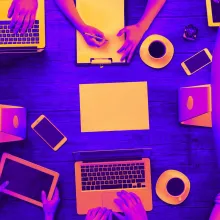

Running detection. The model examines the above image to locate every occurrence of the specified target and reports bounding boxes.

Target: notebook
[76,0,125,64]
[79,82,150,132]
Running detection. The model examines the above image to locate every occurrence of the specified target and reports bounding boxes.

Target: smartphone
[181,48,212,75]
[31,115,67,151]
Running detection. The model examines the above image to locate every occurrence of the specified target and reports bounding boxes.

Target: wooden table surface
[0,0,219,219]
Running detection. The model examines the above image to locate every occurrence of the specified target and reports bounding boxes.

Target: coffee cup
[148,40,166,59]
[166,177,185,197]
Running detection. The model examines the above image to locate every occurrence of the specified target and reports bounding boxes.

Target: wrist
[136,21,149,34]
[75,22,87,34]
[68,16,86,33]
[45,212,54,220]
[45,216,54,220]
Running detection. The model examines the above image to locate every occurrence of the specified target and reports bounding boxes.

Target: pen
[84,32,108,41]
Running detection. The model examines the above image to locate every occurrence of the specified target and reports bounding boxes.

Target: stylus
[84,33,108,41]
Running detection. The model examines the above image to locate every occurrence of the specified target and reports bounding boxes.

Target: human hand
[215,193,220,204]
[41,187,60,220]
[114,190,148,220]
[117,24,146,63]
[0,181,9,192]
[209,193,220,220]
[8,0,38,34]
[85,207,112,220]
[80,25,107,48]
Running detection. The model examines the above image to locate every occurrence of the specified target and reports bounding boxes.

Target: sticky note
[79,82,150,132]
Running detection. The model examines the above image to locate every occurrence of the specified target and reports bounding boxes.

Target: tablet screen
[0,158,54,202]
[211,0,220,22]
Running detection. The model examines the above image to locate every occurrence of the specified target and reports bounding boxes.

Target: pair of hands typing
[86,190,148,220]
[0,182,147,220]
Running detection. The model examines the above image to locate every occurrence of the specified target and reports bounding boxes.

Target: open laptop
[73,148,153,214]
[0,0,45,53]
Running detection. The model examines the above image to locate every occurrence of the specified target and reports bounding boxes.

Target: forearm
[212,28,220,163]
[138,0,166,31]
[44,210,56,220]
[209,205,220,220]
[54,0,85,32]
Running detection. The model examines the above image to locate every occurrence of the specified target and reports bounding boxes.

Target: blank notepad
[76,0,125,64]
[79,82,150,132]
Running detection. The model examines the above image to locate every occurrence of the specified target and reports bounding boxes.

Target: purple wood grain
[0,0,218,219]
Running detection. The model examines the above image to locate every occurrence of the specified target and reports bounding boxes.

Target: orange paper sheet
[79,82,149,132]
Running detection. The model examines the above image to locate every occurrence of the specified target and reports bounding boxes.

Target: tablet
[206,0,220,26]
[0,153,59,207]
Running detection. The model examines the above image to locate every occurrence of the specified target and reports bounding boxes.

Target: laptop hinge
[73,149,151,163]
[90,58,112,64]
[81,157,142,163]
[0,47,38,53]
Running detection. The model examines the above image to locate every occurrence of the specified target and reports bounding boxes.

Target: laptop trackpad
[102,192,120,212]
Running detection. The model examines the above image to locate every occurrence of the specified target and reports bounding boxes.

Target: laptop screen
[73,148,151,162]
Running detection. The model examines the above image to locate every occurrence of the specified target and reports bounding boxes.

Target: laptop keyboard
[81,162,146,191]
[0,20,40,45]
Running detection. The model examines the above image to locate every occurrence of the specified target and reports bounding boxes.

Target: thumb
[0,181,9,192]
[41,191,47,203]
[113,212,125,220]
[108,211,113,220]
[117,27,127,36]
[8,1,15,18]
[53,187,59,200]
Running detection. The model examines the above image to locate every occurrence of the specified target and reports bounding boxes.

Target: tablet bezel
[0,153,59,207]
[206,0,220,27]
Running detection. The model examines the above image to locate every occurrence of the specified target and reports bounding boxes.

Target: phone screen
[34,117,64,149]
[211,0,220,22]
[184,50,211,73]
